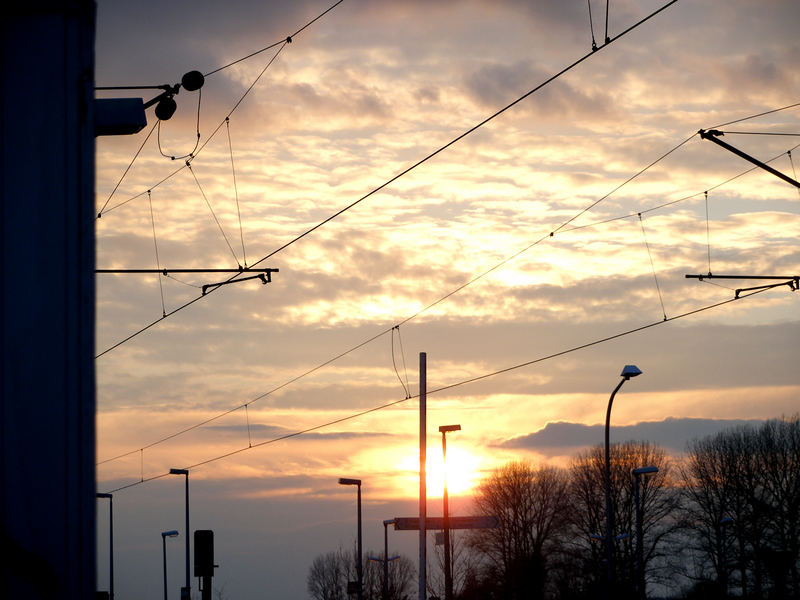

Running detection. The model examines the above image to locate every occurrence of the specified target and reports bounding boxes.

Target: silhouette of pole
[419,352,427,600]
[633,466,658,599]
[169,469,190,599]
[383,519,396,600]
[97,493,114,600]
[161,530,179,600]
[604,365,642,598]
[339,478,363,600]
[439,424,461,600]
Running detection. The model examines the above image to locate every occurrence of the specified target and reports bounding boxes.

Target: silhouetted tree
[567,441,677,599]
[308,547,350,600]
[364,552,416,600]
[308,546,416,600]
[467,460,572,599]
[679,416,800,599]
[427,529,479,600]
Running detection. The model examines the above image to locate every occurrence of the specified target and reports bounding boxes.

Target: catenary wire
[203,0,343,77]
[97,3,338,217]
[157,89,202,160]
[718,131,800,137]
[147,190,167,317]
[97,121,158,217]
[638,213,667,321]
[96,0,681,357]
[101,286,774,493]
[226,118,248,266]
[187,163,242,266]
[97,133,800,463]
[711,101,800,129]
[560,142,800,234]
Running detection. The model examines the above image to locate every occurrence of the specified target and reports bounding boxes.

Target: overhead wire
[711,101,800,129]
[226,117,248,267]
[96,0,682,357]
[157,88,202,160]
[97,1,341,218]
[638,213,667,321]
[97,121,158,217]
[97,126,800,465]
[147,190,167,317]
[187,162,242,266]
[100,285,776,494]
[202,0,343,77]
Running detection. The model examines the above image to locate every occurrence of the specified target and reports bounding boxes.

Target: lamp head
[161,530,179,538]
[439,424,461,433]
[620,364,642,379]
[383,518,396,526]
[338,477,361,486]
[169,468,189,475]
[96,492,112,499]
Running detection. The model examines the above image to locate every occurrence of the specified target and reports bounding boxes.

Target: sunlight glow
[397,445,482,498]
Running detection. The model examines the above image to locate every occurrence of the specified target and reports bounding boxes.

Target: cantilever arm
[698,129,800,188]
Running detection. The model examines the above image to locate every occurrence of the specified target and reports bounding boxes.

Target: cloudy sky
[93,0,799,598]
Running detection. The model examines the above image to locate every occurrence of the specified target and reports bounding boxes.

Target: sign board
[393,515,499,531]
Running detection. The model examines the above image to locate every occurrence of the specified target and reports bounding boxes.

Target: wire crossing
[100,286,776,494]
[96,0,682,358]
[96,132,800,465]
[97,2,341,218]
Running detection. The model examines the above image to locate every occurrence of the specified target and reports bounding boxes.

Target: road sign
[392,515,498,531]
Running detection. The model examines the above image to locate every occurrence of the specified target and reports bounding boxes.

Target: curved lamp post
[169,468,190,600]
[633,465,658,599]
[604,365,642,597]
[161,530,179,600]
[339,477,363,600]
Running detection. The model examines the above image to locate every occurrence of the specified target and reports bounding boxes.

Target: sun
[396,446,482,498]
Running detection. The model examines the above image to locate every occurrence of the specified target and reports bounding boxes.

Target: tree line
[308,416,799,600]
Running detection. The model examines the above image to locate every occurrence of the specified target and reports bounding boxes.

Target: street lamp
[169,468,190,600]
[382,519,396,600]
[720,516,733,596]
[96,493,114,600]
[604,365,642,597]
[633,465,658,599]
[161,530,179,600]
[339,477,363,600]
[439,424,461,600]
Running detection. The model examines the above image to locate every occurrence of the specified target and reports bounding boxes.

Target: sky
[93,0,799,598]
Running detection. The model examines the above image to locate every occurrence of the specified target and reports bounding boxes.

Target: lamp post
[383,519,396,600]
[604,365,642,598]
[96,493,114,600]
[720,516,733,597]
[161,530,179,600]
[633,465,658,599]
[439,424,461,600]
[169,468,190,600]
[339,477,363,600]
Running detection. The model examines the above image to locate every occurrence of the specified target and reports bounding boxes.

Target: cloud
[497,416,771,455]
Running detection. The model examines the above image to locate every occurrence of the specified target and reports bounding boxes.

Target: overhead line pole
[419,352,427,600]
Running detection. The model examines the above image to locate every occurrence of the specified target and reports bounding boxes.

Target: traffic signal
[194,530,214,578]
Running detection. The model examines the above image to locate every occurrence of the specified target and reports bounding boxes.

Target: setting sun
[397,445,483,498]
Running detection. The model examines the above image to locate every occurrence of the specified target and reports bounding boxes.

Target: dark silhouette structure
[1,3,96,598]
